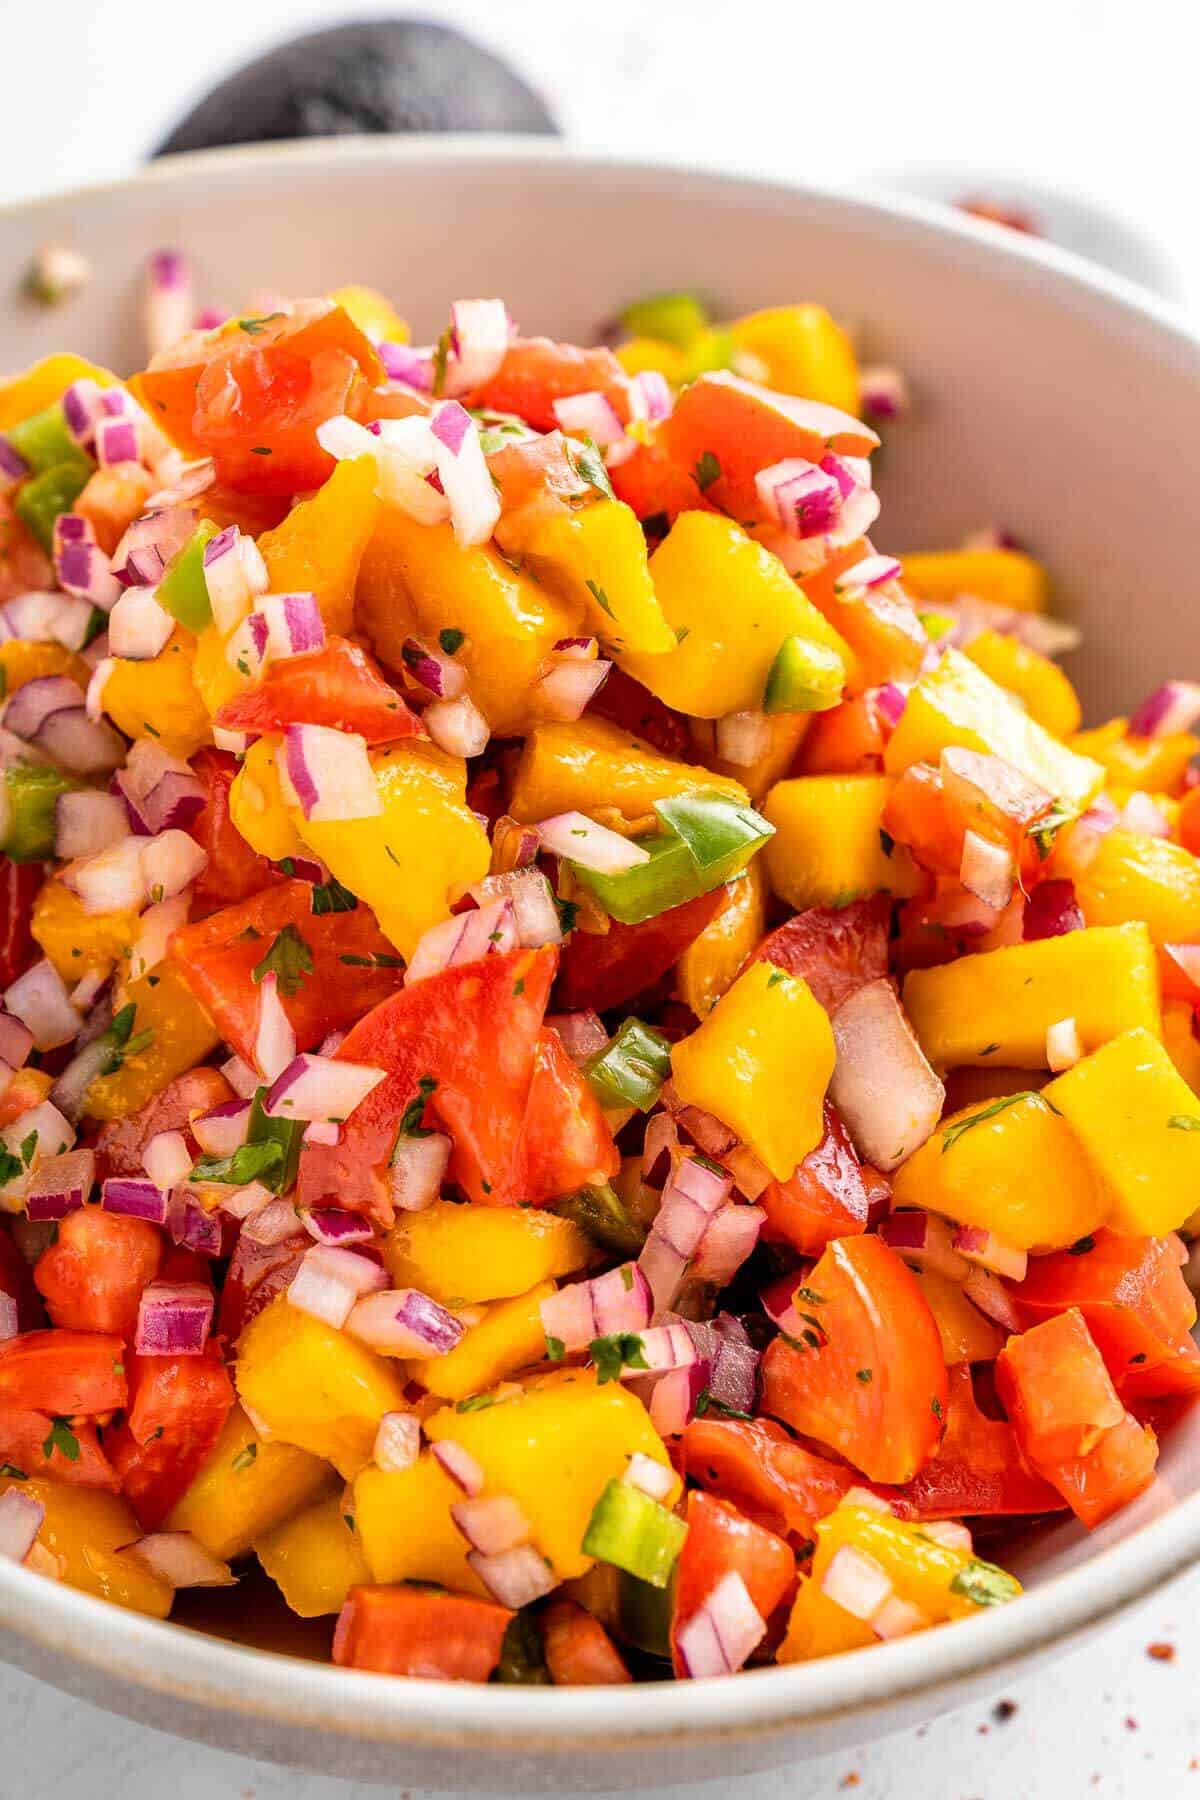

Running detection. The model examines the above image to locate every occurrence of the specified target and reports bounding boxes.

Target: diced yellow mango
[384,1203,591,1307]
[16,1478,173,1618]
[671,959,835,1179]
[327,284,409,344]
[1071,719,1199,794]
[85,963,220,1121]
[31,879,140,981]
[911,1268,1005,1364]
[763,774,921,908]
[885,650,1103,810]
[963,629,1082,739]
[705,713,811,804]
[903,923,1161,1071]
[191,622,247,719]
[255,1494,371,1618]
[900,550,1049,614]
[354,1454,488,1596]
[356,510,581,736]
[291,740,490,960]
[424,1369,677,1580]
[1072,828,1200,943]
[1045,1027,1200,1235]
[892,1092,1105,1250]
[778,1573,875,1661]
[620,513,856,718]
[677,860,767,1018]
[504,498,675,655]
[235,1296,407,1479]
[813,1503,1019,1622]
[0,640,91,698]
[0,355,121,430]
[615,338,688,382]
[101,629,212,758]
[413,1282,556,1401]
[166,1404,334,1561]
[258,457,379,636]
[510,716,746,827]
[1163,999,1200,1095]
[228,735,308,863]
[729,305,860,414]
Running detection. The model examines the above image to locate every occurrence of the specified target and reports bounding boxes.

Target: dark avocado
[155,20,558,155]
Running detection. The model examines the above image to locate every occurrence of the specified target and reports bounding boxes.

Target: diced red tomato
[587,664,695,761]
[106,1347,233,1529]
[1014,1232,1200,1403]
[747,894,890,1014]
[801,544,926,690]
[1158,944,1200,1007]
[882,764,964,879]
[0,861,43,990]
[541,1599,632,1685]
[671,1489,795,1677]
[214,637,424,745]
[333,1586,513,1681]
[557,888,725,1014]
[795,696,888,775]
[761,1235,948,1484]
[609,433,717,531]
[996,1310,1159,1529]
[1178,788,1200,857]
[898,1363,1064,1519]
[489,429,598,521]
[680,1415,857,1542]
[296,946,557,1223]
[189,748,283,908]
[0,1329,127,1416]
[171,880,406,1068]
[760,1102,872,1256]
[470,338,631,433]
[93,1067,234,1182]
[34,1209,162,1337]
[0,1221,44,1333]
[0,1407,118,1489]
[515,1029,617,1206]
[661,373,877,526]
[217,1225,307,1344]
[0,495,53,602]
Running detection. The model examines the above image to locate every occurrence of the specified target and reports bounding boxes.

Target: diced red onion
[401,637,468,701]
[94,416,142,469]
[1129,681,1200,739]
[725,1143,771,1202]
[470,868,562,949]
[346,1286,464,1356]
[0,437,29,493]
[535,811,650,875]
[288,1244,387,1329]
[623,1451,675,1501]
[676,1570,766,1678]
[265,1053,385,1124]
[673,1103,738,1161]
[142,1130,193,1193]
[85,659,115,723]
[446,298,512,391]
[218,1181,273,1223]
[404,898,517,985]
[714,711,772,768]
[378,343,435,390]
[4,675,85,743]
[690,1203,765,1287]
[428,401,500,546]
[389,1132,451,1212]
[24,1149,93,1222]
[962,1265,1021,1331]
[190,1100,252,1160]
[468,1542,557,1608]
[641,1111,680,1191]
[640,1360,709,1438]
[118,738,206,836]
[125,1531,235,1589]
[0,1294,17,1344]
[55,790,128,861]
[959,830,1015,911]
[373,1410,421,1474]
[246,592,327,666]
[860,365,910,422]
[539,1262,652,1353]
[830,980,944,1171]
[144,250,194,357]
[55,536,120,611]
[423,694,490,760]
[135,1280,214,1355]
[60,836,145,915]
[111,506,195,589]
[279,724,381,823]
[1046,1016,1083,1072]
[552,391,627,449]
[835,554,903,595]
[1,590,85,650]
[452,1493,530,1556]
[5,961,79,1052]
[872,1594,927,1640]
[220,1054,260,1100]
[0,1013,33,1074]
[253,971,296,1082]
[1119,791,1170,838]
[879,1209,968,1281]
[821,1544,894,1621]
[107,585,175,661]
[300,1206,374,1247]
[202,524,268,635]
[951,1224,1028,1283]
[167,1192,222,1256]
[631,370,672,423]
[432,1439,485,1496]
[546,1011,608,1065]
[638,1155,733,1313]
[1023,879,1084,941]
[129,891,190,984]
[0,1487,45,1563]
[532,657,611,723]
[242,1197,302,1246]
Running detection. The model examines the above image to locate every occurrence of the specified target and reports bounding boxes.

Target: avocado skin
[155,20,558,155]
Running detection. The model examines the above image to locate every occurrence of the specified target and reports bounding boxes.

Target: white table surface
[3,1,1200,1793]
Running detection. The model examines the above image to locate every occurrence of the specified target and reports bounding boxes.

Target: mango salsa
[255,1495,371,1617]
[764,774,922,909]
[384,1203,591,1306]
[511,716,746,826]
[166,1405,334,1561]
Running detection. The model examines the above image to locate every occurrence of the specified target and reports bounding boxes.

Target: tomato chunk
[0,1221,44,1333]
[556,888,725,1013]
[898,1363,1064,1519]
[761,1235,948,1484]
[748,894,890,1014]
[214,638,424,745]
[760,1101,872,1256]
[0,1329,127,1416]
[671,1490,795,1677]
[333,1586,513,1681]
[680,1415,857,1541]
[106,1347,234,1529]
[189,748,283,907]
[0,861,42,989]
[216,1225,307,1344]
[516,1028,617,1206]
[0,495,53,603]
[542,1599,631,1685]
[471,337,631,433]
[35,1210,163,1337]
[94,1067,234,1182]
[0,1407,118,1489]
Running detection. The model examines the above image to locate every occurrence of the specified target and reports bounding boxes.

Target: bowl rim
[3,132,1200,1749]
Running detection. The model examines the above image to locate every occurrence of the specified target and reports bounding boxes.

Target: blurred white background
[3,2,1200,1795]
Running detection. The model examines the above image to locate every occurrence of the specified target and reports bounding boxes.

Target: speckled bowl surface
[2,137,1199,1789]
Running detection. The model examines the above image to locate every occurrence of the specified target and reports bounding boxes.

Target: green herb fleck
[397,1075,437,1139]
[693,450,721,493]
[456,1393,497,1414]
[236,312,284,336]
[544,1335,566,1363]
[694,1390,753,1420]
[570,439,615,501]
[340,951,404,969]
[949,1557,1021,1608]
[431,329,452,398]
[856,1368,874,1384]
[231,1442,258,1473]
[590,1332,648,1385]
[311,875,358,915]
[439,628,465,655]
[252,922,313,998]
[191,1139,284,1188]
[0,1463,27,1480]
[42,1417,80,1463]
[1169,1114,1200,1131]
[18,1131,37,1169]
[1068,1235,1096,1256]
[879,828,895,857]
[941,1092,1044,1152]
[585,579,615,619]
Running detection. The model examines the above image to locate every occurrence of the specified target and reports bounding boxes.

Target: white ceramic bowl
[2,137,1199,1790]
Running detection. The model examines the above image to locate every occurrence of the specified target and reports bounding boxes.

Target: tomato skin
[296,946,557,1223]
[760,1101,872,1256]
[189,748,283,908]
[0,861,43,990]
[93,1067,234,1183]
[470,338,631,433]
[34,1210,163,1337]
[0,1407,118,1489]
[515,1029,617,1206]
[679,1415,857,1541]
[217,1226,307,1344]
[214,638,424,745]
[542,1599,631,1685]
[0,1221,45,1332]
[897,1363,1064,1519]
[556,887,725,1014]
[1046,1412,1160,1529]
[747,894,890,1014]
[172,880,406,1068]
[1015,1232,1200,1403]
[587,664,695,761]
[0,1329,127,1416]
[106,1347,233,1529]
[333,1586,513,1681]
[671,1490,795,1677]
[761,1235,948,1484]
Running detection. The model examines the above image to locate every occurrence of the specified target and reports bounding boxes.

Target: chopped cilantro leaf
[693,450,721,492]
[439,628,465,655]
[42,1417,80,1463]
[589,1332,648,1385]
[252,922,313,998]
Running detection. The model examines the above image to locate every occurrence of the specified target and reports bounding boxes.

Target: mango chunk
[228,735,309,863]
[763,774,921,909]
[258,457,379,636]
[963,629,1082,739]
[413,1282,556,1401]
[1045,1027,1200,1235]
[101,629,212,758]
[1071,719,1199,793]
[19,1477,172,1618]
[505,497,675,655]
[676,857,768,1018]
[85,963,220,1122]
[903,923,1161,1072]
[511,716,746,827]
[354,1454,487,1596]
[384,1203,591,1307]
[0,355,121,430]
[900,550,1049,614]
[32,878,140,982]
[167,1404,334,1561]
[1072,829,1200,944]
[729,305,859,414]
[671,959,835,1178]
[255,1494,371,1618]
